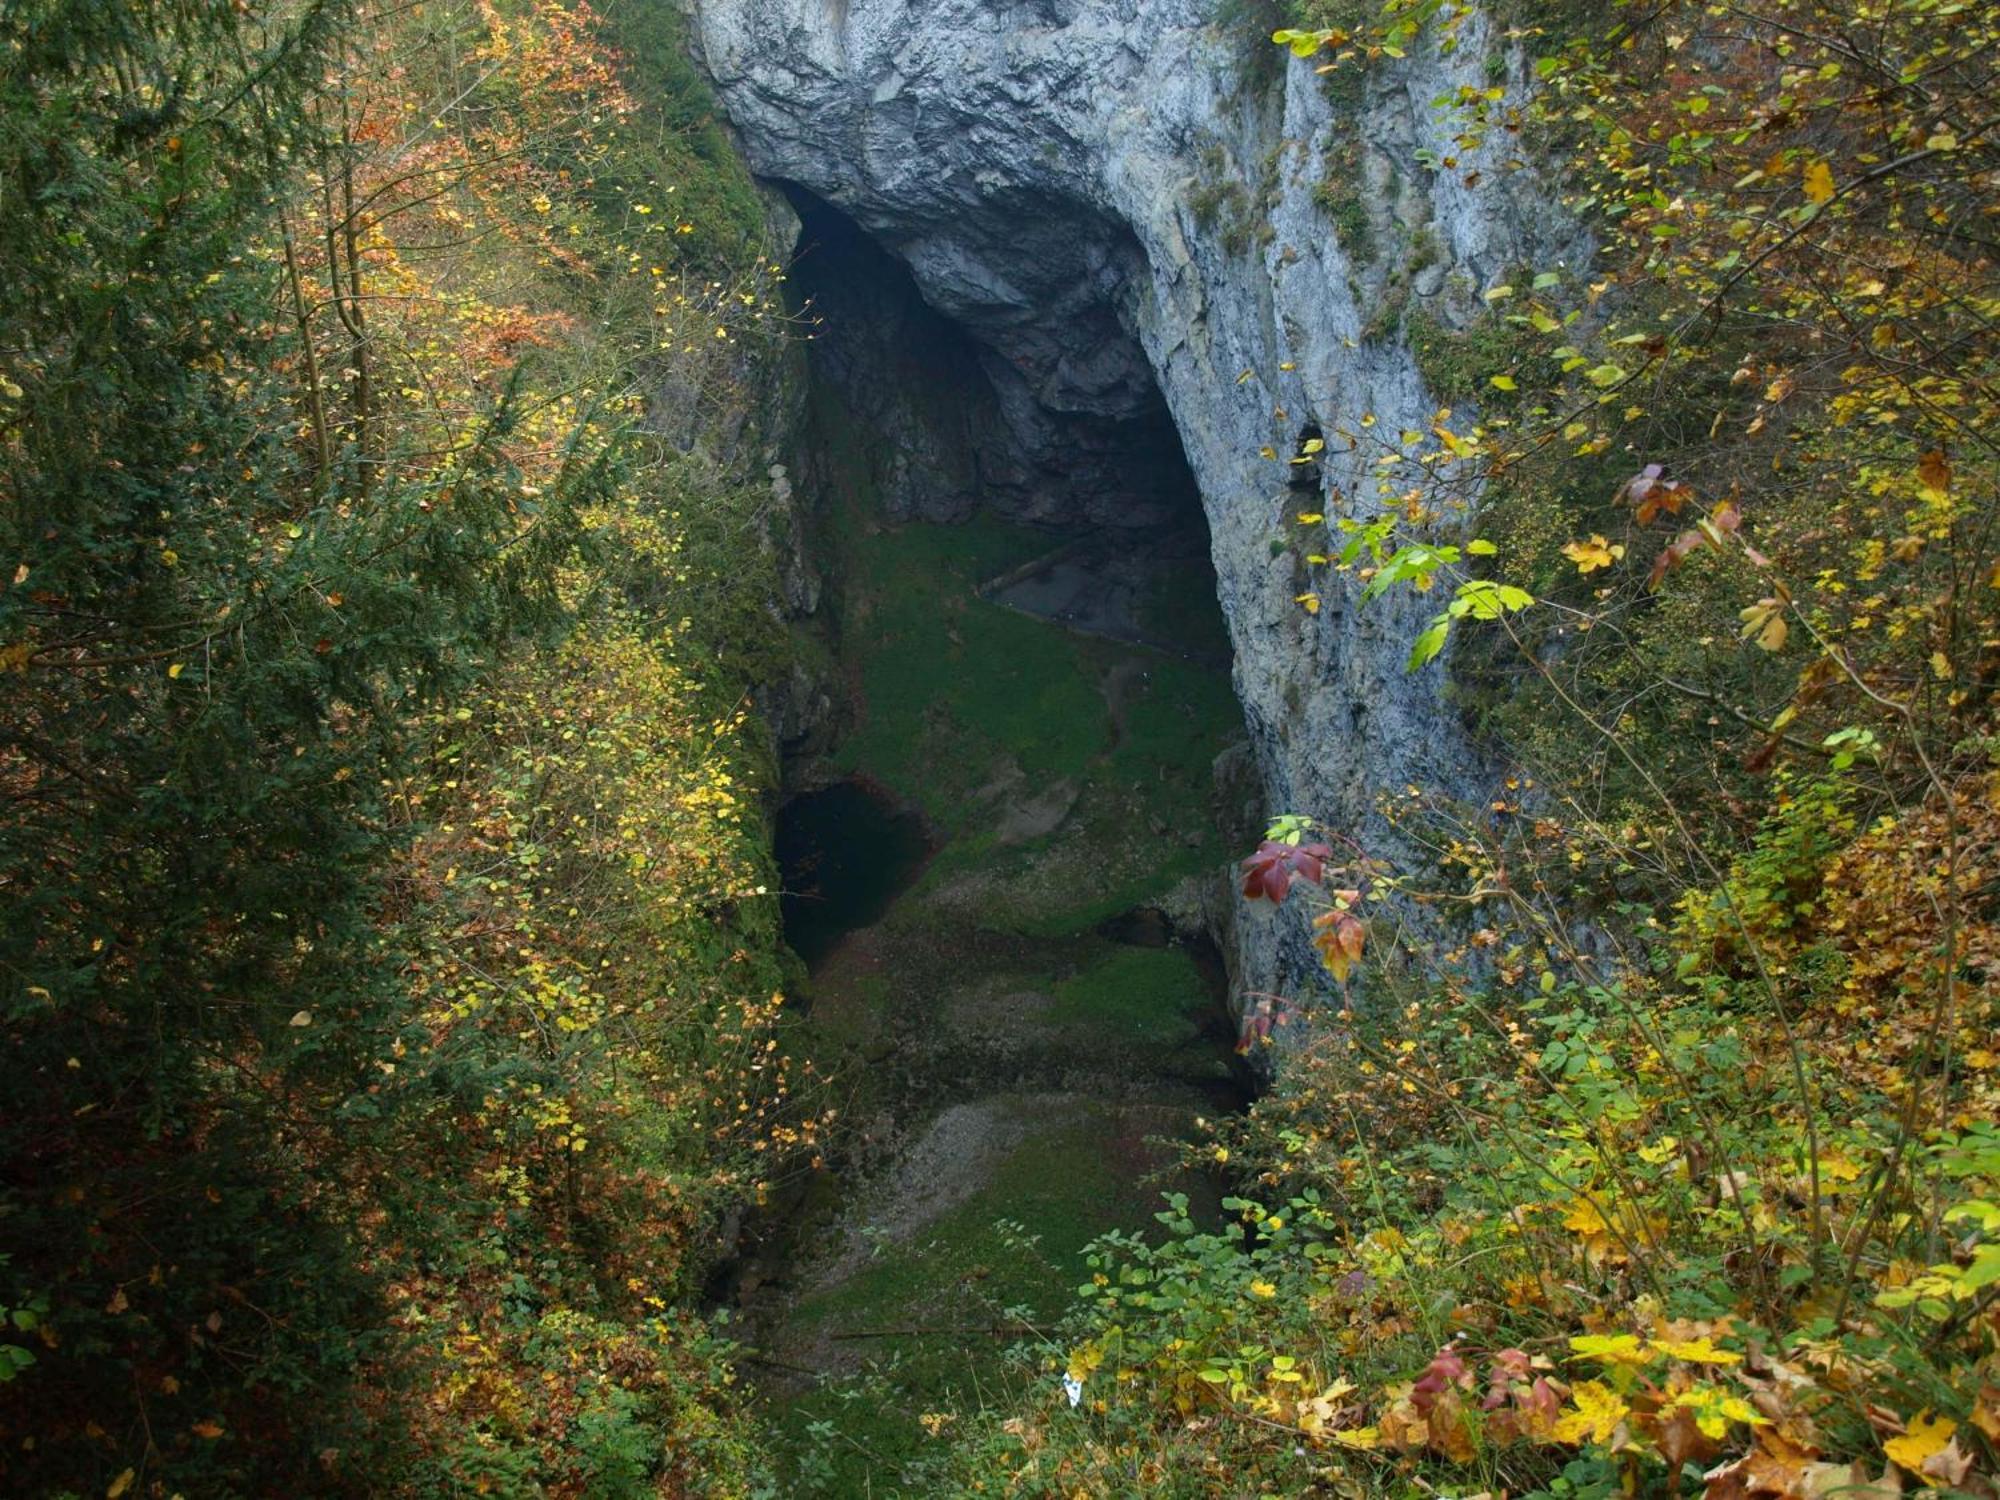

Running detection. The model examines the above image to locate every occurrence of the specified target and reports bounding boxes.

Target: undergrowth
[904,1,2000,1496]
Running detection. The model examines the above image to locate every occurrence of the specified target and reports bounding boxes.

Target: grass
[1134,547,1236,662]
[839,584,1107,803]
[767,1105,1192,1493]
[1050,945,1211,1048]
[816,423,1245,935]
[825,509,1104,817]
[1314,173,1375,266]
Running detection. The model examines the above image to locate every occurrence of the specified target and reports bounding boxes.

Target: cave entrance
[780,184,1228,663]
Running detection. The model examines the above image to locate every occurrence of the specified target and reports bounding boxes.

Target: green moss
[1404,308,1535,405]
[597,0,767,270]
[810,382,1240,882]
[1408,225,1441,275]
[1211,0,1293,91]
[1134,555,1234,662]
[1050,946,1210,1047]
[1189,176,1250,237]
[1313,174,1374,266]
[1188,144,1265,257]
[830,522,1108,815]
[763,382,1244,1490]
[1360,284,1409,344]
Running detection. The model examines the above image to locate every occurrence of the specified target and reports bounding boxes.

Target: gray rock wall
[685,0,1575,1002]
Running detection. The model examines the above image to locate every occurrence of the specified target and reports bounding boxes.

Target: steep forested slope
[3,0,1997,1497]
[0,3,806,1492]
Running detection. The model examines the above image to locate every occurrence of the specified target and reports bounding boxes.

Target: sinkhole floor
[736,510,1252,1494]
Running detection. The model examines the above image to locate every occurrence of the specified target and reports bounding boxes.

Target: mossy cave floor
[736,484,1251,1493]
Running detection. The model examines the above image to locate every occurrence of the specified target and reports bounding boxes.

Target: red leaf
[1239,841,1332,904]
[1621,463,1694,524]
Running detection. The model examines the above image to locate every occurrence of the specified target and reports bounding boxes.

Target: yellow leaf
[1553,1380,1630,1445]
[1248,1279,1277,1299]
[107,1470,135,1500]
[1668,1385,1762,1439]
[1652,1336,1741,1366]
[1569,1333,1650,1366]
[1562,1199,1609,1235]
[1436,426,1476,459]
[1327,1426,1380,1450]
[1561,535,1625,574]
[1885,1412,1955,1482]
[1296,593,1322,615]
[1972,1386,2000,1443]
[1739,599,1788,651]
[167,663,184,679]
[1066,1341,1104,1382]
[1930,651,1951,680]
[1490,374,1517,391]
[1803,159,1835,204]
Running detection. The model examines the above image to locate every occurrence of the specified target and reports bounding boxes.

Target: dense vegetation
[911,1,2000,1495]
[3,0,1995,1496]
[0,1,805,1492]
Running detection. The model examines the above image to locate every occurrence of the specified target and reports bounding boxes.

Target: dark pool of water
[775,779,932,970]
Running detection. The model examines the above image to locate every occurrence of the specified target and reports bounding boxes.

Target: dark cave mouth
[776,181,1208,537]
[774,778,931,972]
[777,182,1229,662]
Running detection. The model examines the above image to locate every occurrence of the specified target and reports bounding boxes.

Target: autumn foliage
[0,1,800,1493]
[916,0,2000,1495]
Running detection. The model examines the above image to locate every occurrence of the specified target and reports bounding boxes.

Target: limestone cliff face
[685,0,1575,999]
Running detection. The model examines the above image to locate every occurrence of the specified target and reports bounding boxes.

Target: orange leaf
[1917,449,1951,502]
[1971,1386,2000,1444]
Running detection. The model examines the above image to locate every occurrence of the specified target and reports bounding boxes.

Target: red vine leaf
[1240,840,1332,904]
